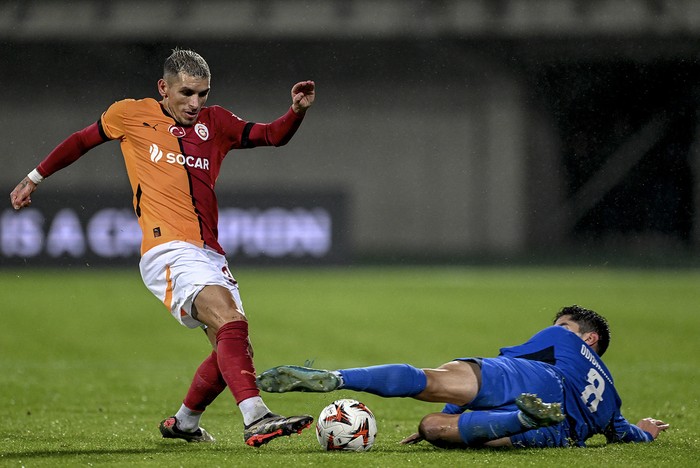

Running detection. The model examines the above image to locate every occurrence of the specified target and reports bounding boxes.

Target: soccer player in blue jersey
[257,305,669,448]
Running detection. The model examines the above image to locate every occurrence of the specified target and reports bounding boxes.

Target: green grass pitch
[1,266,698,466]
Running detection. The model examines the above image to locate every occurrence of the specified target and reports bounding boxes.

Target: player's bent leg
[418,413,467,449]
[421,406,552,449]
[194,286,261,410]
[192,285,247,331]
[183,351,227,412]
[194,286,315,446]
[457,409,542,447]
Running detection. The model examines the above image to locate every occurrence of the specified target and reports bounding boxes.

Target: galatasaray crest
[195,123,209,141]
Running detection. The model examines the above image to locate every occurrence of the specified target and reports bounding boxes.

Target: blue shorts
[457,356,570,447]
[460,356,564,411]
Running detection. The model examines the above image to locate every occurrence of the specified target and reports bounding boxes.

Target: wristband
[27,168,44,184]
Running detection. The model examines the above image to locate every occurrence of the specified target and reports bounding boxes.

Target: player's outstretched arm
[10,176,37,210]
[245,82,316,147]
[399,432,423,444]
[10,122,107,210]
[606,414,669,443]
[635,418,670,440]
[291,80,315,114]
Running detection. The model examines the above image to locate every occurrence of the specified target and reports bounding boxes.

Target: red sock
[215,321,260,404]
[183,351,227,412]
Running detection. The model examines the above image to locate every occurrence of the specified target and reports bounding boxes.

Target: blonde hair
[163,48,210,81]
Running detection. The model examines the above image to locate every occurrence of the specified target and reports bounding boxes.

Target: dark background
[2,0,700,267]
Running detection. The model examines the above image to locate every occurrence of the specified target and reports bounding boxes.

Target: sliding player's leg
[257,359,481,405]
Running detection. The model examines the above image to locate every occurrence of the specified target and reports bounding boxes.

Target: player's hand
[291,80,315,114]
[399,432,424,445]
[9,177,37,210]
[636,418,670,439]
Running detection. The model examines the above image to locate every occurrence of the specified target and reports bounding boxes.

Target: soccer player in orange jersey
[10,48,316,447]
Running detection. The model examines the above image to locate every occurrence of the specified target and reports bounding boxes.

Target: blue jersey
[499,326,650,445]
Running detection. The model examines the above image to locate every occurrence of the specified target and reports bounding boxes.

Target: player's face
[158,72,210,126]
[555,314,600,351]
[554,315,582,335]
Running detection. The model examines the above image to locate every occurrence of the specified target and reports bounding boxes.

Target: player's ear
[157,78,168,98]
[583,331,600,351]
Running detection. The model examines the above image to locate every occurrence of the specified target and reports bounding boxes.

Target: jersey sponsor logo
[168,125,186,138]
[149,143,163,163]
[148,143,210,170]
[195,123,209,141]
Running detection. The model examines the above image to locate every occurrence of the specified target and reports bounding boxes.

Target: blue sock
[457,410,528,446]
[338,364,427,397]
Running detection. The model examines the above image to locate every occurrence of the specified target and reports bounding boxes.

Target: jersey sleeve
[604,414,654,443]
[100,99,136,140]
[36,121,108,178]
[212,105,305,150]
[247,107,304,147]
[207,106,249,150]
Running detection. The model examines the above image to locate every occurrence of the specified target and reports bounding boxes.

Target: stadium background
[2,2,699,465]
[2,0,700,267]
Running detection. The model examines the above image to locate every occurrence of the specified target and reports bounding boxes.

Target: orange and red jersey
[36,98,304,256]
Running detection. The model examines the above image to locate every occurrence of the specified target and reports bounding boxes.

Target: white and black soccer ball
[316,399,377,451]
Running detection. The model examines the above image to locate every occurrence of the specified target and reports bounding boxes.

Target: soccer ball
[316,399,377,451]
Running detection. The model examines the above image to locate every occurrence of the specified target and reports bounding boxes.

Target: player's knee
[194,285,246,326]
[418,414,460,449]
[418,414,441,442]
